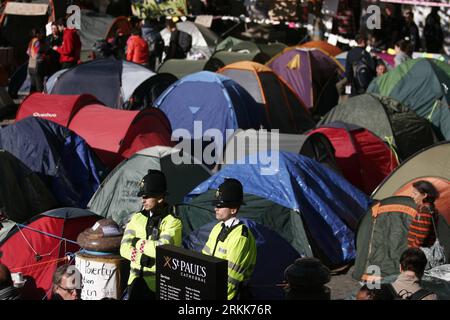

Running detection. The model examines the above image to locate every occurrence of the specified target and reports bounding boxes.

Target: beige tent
[372,142,450,200]
[222,129,340,174]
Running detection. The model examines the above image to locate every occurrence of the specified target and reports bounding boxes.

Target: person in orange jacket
[126,27,149,65]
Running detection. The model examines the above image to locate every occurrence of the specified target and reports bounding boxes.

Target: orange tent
[299,40,342,57]
[218,61,315,134]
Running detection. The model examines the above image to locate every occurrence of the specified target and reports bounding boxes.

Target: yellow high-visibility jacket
[202,222,257,300]
[120,209,182,292]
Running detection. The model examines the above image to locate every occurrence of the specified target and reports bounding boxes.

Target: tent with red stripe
[16,93,100,127]
[67,104,173,168]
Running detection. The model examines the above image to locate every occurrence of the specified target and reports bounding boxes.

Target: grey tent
[222,129,340,174]
[160,21,220,59]
[318,93,437,161]
[372,142,450,200]
[157,59,206,79]
[0,149,58,223]
[87,146,211,226]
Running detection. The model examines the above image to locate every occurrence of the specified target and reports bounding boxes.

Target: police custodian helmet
[212,178,245,208]
[137,169,167,197]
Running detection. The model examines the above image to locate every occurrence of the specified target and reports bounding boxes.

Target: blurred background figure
[284,257,331,300]
[423,7,444,54]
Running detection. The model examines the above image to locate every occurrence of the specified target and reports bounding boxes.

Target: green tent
[318,93,437,161]
[215,36,260,53]
[367,58,450,140]
[0,149,58,223]
[353,196,416,281]
[204,50,268,72]
[179,191,313,257]
[215,37,287,61]
[87,146,211,226]
[368,142,450,277]
[157,59,206,79]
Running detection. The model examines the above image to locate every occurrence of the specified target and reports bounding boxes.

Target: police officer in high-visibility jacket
[202,178,257,300]
[120,169,182,298]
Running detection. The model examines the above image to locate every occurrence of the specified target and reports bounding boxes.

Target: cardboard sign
[195,15,213,28]
[156,245,227,300]
[4,2,49,16]
[75,254,124,300]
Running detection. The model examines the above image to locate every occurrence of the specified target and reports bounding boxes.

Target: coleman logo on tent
[33,112,57,118]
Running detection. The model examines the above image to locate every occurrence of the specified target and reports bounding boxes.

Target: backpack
[176,30,192,54]
[352,51,373,93]
[382,283,434,300]
[145,33,164,58]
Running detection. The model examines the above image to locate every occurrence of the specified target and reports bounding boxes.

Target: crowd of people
[2,3,447,302]
[25,15,193,95]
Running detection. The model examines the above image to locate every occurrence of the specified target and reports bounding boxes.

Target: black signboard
[156,244,227,300]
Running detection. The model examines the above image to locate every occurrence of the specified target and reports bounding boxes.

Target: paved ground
[328,266,360,300]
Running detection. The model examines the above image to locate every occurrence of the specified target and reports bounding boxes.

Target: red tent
[0,208,100,300]
[310,123,399,194]
[16,93,100,127]
[68,104,173,168]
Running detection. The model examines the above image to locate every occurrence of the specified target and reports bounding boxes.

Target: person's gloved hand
[131,238,139,247]
[140,254,155,268]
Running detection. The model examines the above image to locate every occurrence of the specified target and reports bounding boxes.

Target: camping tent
[267,47,344,118]
[88,146,211,226]
[0,207,100,300]
[49,58,171,109]
[180,152,370,269]
[204,50,268,72]
[369,142,450,277]
[222,129,340,175]
[214,36,287,62]
[298,40,342,57]
[154,71,267,145]
[353,196,417,281]
[16,93,100,127]
[318,94,437,161]
[0,117,105,208]
[157,59,206,79]
[311,123,399,195]
[161,21,220,59]
[367,58,450,140]
[372,141,450,224]
[0,149,58,223]
[79,10,131,60]
[218,61,315,134]
[67,104,172,168]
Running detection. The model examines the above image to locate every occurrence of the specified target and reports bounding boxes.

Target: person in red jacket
[53,18,81,69]
[126,27,149,65]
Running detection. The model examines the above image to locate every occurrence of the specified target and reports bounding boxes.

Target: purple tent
[267,48,344,118]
